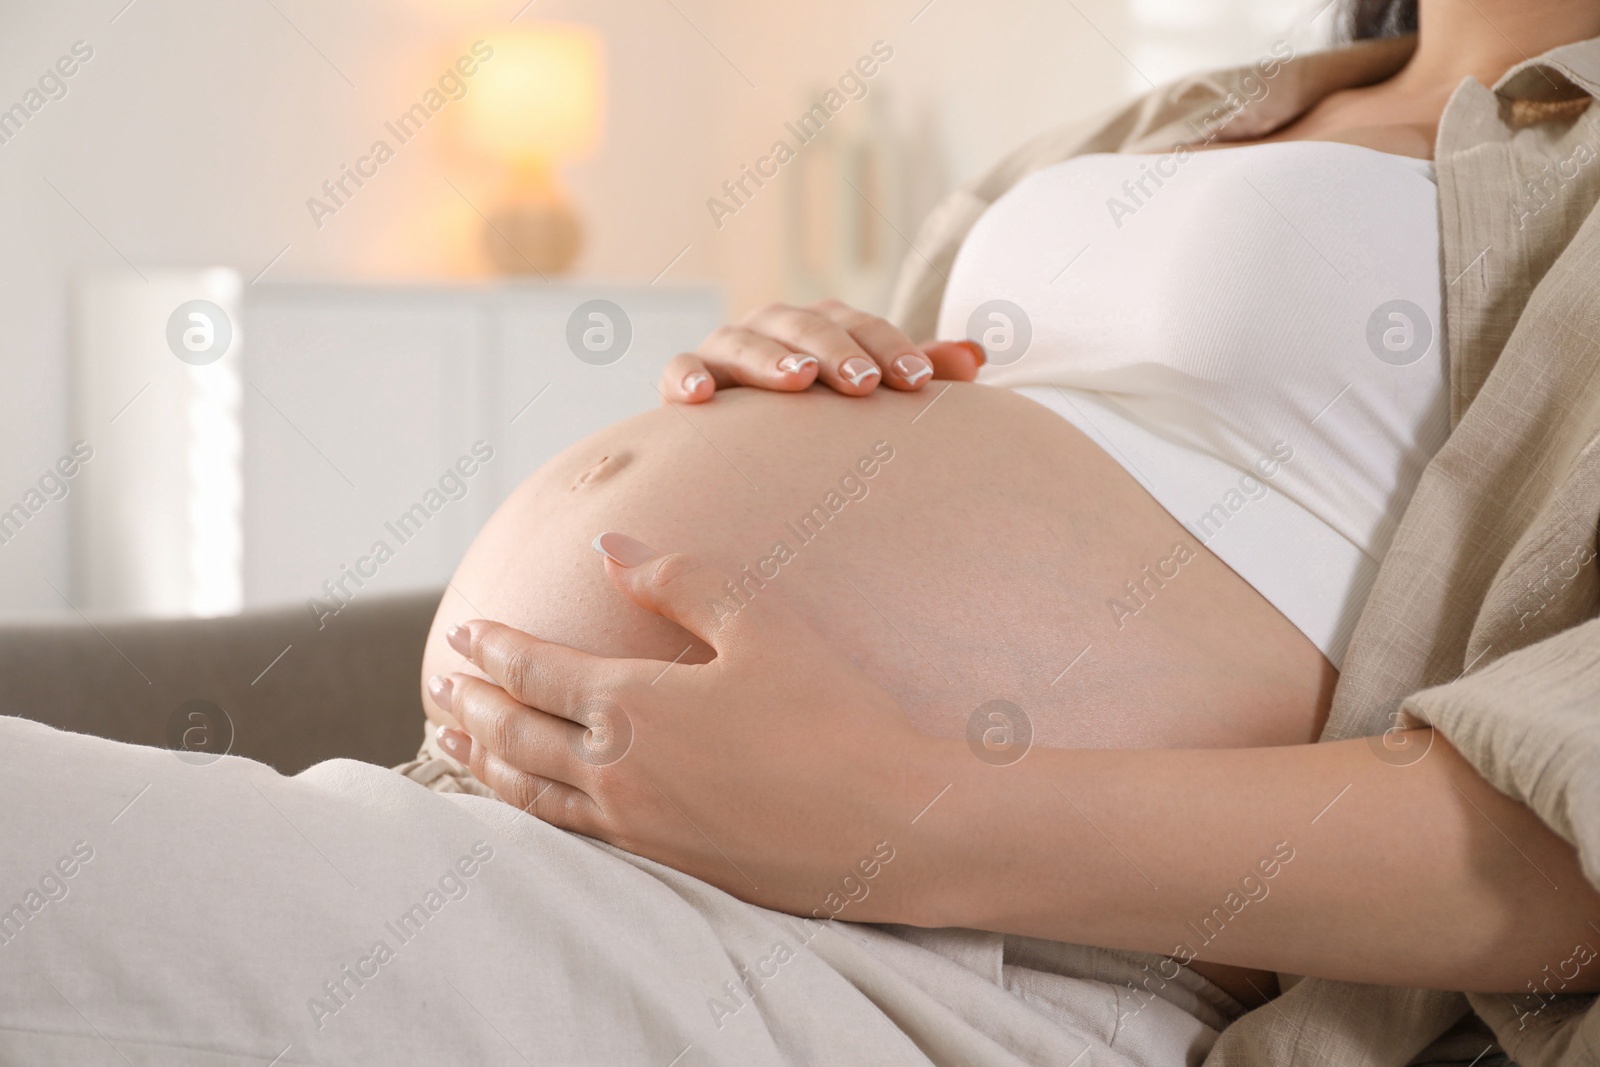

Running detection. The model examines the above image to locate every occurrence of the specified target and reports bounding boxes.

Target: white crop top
[937,141,1448,666]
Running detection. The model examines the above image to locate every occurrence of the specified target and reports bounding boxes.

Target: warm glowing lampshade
[460,24,603,170]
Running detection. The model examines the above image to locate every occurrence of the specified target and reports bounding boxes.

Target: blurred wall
[0,0,1331,617]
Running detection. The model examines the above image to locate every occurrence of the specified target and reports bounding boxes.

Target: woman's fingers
[430,673,587,786]
[658,326,820,403]
[594,538,736,646]
[814,299,936,392]
[445,620,611,722]
[741,302,888,395]
[660,301,971,402]
[920,339,985,382]
[593,534,796,655]
[442,728,603,834]
[699,325,821,390]
[659,352,717,403]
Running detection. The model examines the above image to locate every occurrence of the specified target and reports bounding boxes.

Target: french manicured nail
[683,372,711,395]
[778,354,818,374]
[592,531,657,567]
[445,624,471,656]
[893,354,933,385]
[841,357,881,387]
[427,674,453,706]
[959,339,987,366]
[436,725,470,760]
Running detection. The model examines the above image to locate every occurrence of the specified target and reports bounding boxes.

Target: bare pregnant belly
[424,383,1335,752]
[423,382,1334,1005]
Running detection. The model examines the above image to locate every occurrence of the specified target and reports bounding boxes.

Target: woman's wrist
[886,736,1086,933]
[894,740,1307,951]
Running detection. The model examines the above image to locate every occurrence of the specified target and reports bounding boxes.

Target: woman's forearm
[432,562,1598,996]
[903,730,1600,993]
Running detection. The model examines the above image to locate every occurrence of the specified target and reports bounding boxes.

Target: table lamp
[458,23,603,275]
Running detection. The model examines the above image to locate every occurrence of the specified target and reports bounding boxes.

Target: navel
[572,452,630,490]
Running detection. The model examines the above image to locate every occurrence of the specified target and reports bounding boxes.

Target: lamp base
[484,193,582,276]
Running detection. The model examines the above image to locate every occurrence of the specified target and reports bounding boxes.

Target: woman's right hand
[659,298,985,403]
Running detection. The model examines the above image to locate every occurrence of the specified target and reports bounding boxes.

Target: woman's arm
[908,730,1600,993]
[429,538,1600,995]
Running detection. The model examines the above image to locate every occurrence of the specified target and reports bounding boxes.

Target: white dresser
[243,282,723,612]
[73,277,722,615]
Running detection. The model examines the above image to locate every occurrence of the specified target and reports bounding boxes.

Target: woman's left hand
[426,532,950,922]
[660,299,984,403]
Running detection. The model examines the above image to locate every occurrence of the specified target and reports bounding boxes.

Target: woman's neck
[1396,0,1600,93]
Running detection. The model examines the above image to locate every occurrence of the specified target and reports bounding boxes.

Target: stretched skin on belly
[422,384,1336,754]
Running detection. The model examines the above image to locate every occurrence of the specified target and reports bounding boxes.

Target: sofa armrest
[0,590,440,775]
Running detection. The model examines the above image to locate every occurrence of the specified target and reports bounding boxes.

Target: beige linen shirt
[887,33,1600,1067]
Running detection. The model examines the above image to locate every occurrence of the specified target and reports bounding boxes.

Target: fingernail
[840,357,881,387]
[445,624,471,656]
[683,372,711,395]
[427,674,453,705]
[592,531,657,568]
[436,725,469,760]
[960,339,987,367]
[777,354,818,374]
[893,354,933,385]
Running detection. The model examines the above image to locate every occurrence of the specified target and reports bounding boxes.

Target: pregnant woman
[417,0,1600,1045]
